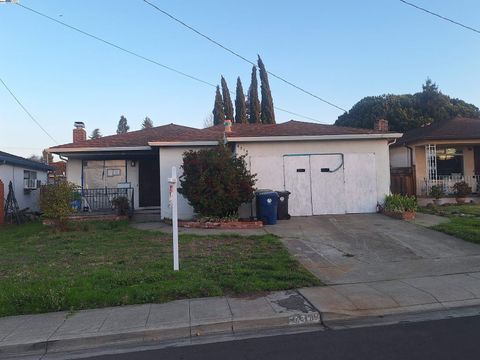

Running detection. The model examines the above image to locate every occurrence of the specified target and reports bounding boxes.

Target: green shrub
[429,185,445,199]
[453,181,472,197]
[384,194,418,213]
[179,145,256,218]
[40,182,78,230]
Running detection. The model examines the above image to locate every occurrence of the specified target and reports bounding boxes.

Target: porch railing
[73,188,134,216]
[417,175,480,196]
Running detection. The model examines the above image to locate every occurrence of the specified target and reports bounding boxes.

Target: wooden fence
[390,166,416,196]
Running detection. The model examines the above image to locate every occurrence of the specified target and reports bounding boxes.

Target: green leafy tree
[40,182,78,230]
[335,79,480,132]
[212,85,225,125]
[221,76,234,121]
[235,77,248,124]
[89,128,102,139]
[179,145,256,218]
[142,116,153,129]
[258,55,275,124]
[248,66,261,124]
[116,115,130,134]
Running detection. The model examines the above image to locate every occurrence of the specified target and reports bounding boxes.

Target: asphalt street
[86,315,480,360]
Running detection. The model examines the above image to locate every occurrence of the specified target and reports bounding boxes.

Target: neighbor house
[390,116,480,197]
[49,120,402,220]
[0,151,53,211]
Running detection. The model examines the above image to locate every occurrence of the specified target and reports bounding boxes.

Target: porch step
[133,207,161,223]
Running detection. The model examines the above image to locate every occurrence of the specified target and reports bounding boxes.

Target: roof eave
[148,141,219,147]
[226,133,403,142]
[49,146,152,154]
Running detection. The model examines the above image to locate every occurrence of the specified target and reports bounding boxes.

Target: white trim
[49,146,152,153]
[148,141,219,147]
[227,133,403,142]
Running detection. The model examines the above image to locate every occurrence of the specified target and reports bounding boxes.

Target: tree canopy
[89,128,102,139]
[258,56,275,124]
[116,115,130,134]
[142,116,153,129]
[221,76,234,121]
[248,66,261,124]
[212,85,225,126]
[235,77,248,124]
[335,79,480,132]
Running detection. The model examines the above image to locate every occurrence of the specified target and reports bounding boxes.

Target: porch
[415,143,480,196]
[72,187,135,216]
[417,175,480,196]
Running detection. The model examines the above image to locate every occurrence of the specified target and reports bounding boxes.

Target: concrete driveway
[265,214,480,285]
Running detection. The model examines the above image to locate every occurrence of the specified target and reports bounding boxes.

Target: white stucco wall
[159,146,208,220]
[66,159,82,186]
[235,139,392,211]
[390,146,411,168]
[0,164,48,211]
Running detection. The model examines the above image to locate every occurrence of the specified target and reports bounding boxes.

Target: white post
[168,166,179,271]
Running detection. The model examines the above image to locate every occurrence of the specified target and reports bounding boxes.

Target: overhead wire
[399,0,480,35]
[0,76,57,144]
[15,3,325,123]
[142,0,347,112]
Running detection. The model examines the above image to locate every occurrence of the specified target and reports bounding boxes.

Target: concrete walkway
[0,291,320,359]
[266,214,480,284]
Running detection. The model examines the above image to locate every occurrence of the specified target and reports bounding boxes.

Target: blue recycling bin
[256,191,279,225]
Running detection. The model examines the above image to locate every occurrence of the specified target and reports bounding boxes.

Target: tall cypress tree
[258,56,275,124]
[212,85,225,126]
[235,77,248,124]
[221,76,234,121]
[248,66,261,124]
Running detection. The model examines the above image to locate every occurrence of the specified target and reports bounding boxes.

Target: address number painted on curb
[289,312,321,325]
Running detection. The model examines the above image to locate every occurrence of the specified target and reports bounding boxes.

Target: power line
[399,0,480,35]
[15,3,324,124]
[142,0,347,112]
[0,77,57,143]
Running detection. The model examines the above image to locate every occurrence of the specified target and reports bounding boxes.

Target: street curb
[0,311,322,358]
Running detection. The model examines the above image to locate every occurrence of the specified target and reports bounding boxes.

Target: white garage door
[283,153,377,216]
[283,156,312,216]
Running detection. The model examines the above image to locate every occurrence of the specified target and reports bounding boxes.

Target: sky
[1,0,479,158]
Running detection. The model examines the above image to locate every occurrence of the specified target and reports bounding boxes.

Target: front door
[138,158,160,207]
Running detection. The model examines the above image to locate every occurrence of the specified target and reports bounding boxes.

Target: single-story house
[390,116,480,196]
[49,120,402,220]
[0,151,53,212]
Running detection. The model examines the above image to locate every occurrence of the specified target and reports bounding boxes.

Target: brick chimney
[374,119,389,132]
[224,119,233,133]
[73,122,86,143]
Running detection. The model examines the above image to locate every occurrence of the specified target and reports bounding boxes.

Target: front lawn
[419,203,480,217]
[420,203,480,244]
[0,221,320,317]
[431,217,480,244]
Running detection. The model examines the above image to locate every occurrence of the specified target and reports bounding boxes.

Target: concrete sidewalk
[0,291,320,359]
[301,271,480,327]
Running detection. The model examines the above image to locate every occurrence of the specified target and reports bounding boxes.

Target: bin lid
[255,189,273,194]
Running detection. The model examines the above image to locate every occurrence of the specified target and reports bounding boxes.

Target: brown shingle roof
[396,117,480,145]
[50,120,398,152]
[50,124,221,150]
[208,120,391,137]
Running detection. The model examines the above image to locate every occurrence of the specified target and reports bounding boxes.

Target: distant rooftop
[0,151,54,171]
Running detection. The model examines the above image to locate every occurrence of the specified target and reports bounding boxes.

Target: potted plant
[452,181,472,204]
[112,196,130,216]
[429,185,445,206]
[383,194,418,220]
